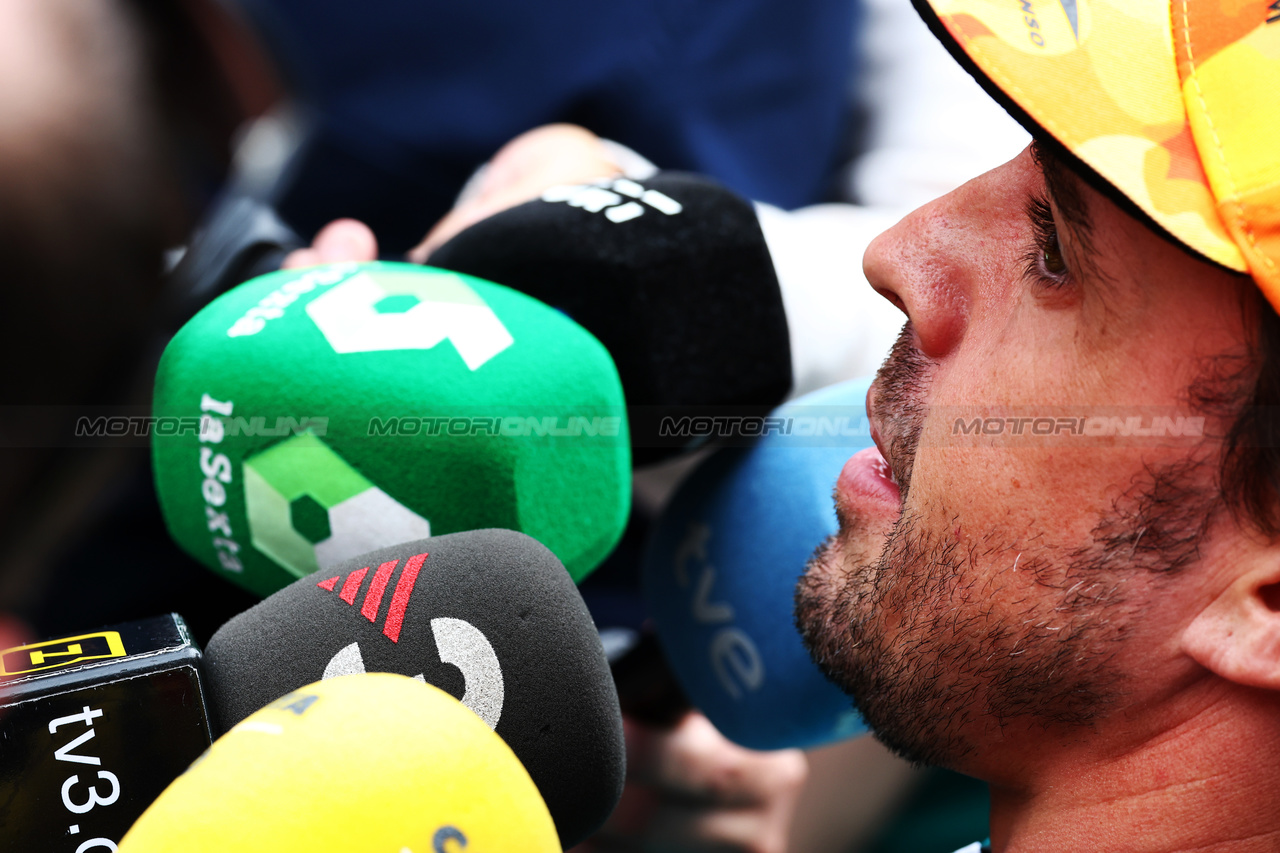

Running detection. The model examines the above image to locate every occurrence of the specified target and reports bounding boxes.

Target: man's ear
[1182,561,1280,689]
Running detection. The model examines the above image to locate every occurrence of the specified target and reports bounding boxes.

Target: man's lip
[866,384,891,472]
[837,446,901,511]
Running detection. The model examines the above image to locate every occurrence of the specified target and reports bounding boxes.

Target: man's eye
[1040,232,1067,277]
[1023,195,1071,287]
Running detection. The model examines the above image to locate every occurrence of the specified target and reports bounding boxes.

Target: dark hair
[1219,289,1280,538]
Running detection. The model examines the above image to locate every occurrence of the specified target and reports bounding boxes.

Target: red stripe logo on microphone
[316,552,427,642]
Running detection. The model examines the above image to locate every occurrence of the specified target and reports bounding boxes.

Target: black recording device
[0,614,211,851]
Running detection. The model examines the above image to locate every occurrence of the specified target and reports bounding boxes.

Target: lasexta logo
[243,432,431,579]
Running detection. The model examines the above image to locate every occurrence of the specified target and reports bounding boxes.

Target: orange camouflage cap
[914,0,1280,310]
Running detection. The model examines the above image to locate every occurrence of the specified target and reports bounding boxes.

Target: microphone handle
[610,628,690,729]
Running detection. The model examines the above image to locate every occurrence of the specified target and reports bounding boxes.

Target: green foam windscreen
[152,261,630,596]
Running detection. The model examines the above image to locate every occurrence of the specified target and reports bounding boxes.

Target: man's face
[796,143,1256,776]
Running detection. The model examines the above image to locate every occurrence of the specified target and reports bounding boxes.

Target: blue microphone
[642,378,874,749]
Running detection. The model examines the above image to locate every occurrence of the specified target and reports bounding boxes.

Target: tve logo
[317,556,504,729]
[673,522,764,700]
[306,267,513,370]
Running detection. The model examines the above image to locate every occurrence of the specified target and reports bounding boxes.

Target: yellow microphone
[118,673,559,852]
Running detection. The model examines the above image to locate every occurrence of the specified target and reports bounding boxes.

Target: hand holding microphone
[279,218,378,270]
[281,124,625,270]
[572,710,808,853]
[281,128,794,463]
[410,123,627,260]
[425,169,793,461]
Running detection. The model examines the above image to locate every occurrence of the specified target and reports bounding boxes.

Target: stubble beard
[796,327,1219,769]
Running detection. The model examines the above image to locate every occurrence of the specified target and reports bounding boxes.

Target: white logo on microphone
[541,178,683,224]
[306,267,514,370]
[322,619,504,729]
[244,432,431,580]
[674,522,765,701]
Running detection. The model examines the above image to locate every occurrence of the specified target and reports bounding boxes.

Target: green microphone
[152,261,629,596]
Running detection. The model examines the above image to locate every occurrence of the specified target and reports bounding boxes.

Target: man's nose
[861,149,1034,361]
[862,194,972,360]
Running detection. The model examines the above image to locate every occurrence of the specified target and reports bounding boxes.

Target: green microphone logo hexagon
[243,432,431,579]
[153,261,629,597]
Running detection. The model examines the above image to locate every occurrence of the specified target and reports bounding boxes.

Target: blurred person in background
[235,0,861,253]
[0,0,277,642]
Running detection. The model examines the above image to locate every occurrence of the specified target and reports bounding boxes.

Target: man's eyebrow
[1030,139,1102,269]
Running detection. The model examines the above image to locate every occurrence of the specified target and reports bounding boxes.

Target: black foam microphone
[426,172,793,461]
[202,528,624,849]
